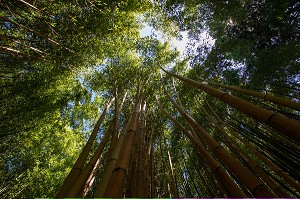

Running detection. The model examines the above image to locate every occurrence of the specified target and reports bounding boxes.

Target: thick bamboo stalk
[208,81,300,111]
[93,119,130,197]
[164,92,274,197]
[157,101,247,197]
[135,103,147,197]
[206,101,300,193]
[144,131,154,197]
[56,98,114,197]
[125,133,138,197]
[150,139,155,198]
[80,158,100,198]
[162,69,300,143]
[66,126,111,197]
[202,106,288,197]
[108,89,121,157]
[92,92,127,197]
[103,96,140,197]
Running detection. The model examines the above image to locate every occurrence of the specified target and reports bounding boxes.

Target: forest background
[0,0,299,198]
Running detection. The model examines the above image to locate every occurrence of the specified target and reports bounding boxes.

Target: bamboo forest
[1,0,300,198]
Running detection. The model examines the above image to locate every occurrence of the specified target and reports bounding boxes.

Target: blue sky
[140,25,189,57]
[140,25,215,58]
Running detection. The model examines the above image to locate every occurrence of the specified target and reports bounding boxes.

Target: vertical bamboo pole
[93,119,130,197]
[56,98,114,197]
[135,102,147,197]
[80,158,100,198]
[162,69,300,143]
[109,89,119,157]
[93,92,128,197]
[144,130,153,197]
[164,137,179,197]
[103,95,141,197]
[150,139,155,198]
[66,125,111,197]
[125,126,139,197]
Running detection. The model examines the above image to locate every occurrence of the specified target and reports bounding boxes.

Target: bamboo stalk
[206,101,300,193]
[144,131,154,197]
[208,81,300,111]
[202,106,288,197]
[93,119,129,197]
[135,102,147,197]
[56,98,114,197]
[109,89,119,157]
[125,131,138,197]
[157,100,247,197]
[164,91,274,197]
[93,92,127,197]
[150,139,155,197]
[66,126,111,197]
[162,69,300,143]
[164,138,179,197]
[79,158,100,198]
[103,95,141,197]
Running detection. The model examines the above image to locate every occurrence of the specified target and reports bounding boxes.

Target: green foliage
[1,0,299,197]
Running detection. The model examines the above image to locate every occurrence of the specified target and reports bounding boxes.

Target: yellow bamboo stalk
[103,96,141,197]
[66,126,111,197]
[202,106,288,197]
[156,101,247,197]
[162,69,300,143]
[93,119,130,197]
[135,102,147,197]
[165,139,179,198]
[164,91,274,197]
[56,98,114,197]
[208,81,300,111]
[206,101,300,193]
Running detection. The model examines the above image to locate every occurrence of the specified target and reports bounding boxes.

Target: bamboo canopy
[2,1,300,198]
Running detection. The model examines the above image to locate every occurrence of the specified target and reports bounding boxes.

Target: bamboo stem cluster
[56,70,300,197]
